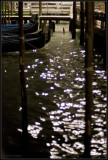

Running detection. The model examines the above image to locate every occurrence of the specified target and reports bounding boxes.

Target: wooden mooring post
[39,1,42,28]
[2,2,5,24]
[5,2,7,24]
[11,1,13,16]
[72,2,76,39]
[18,1,28,157]
[84,2,94,158]
[80,2,84,45]
[8,1,10,24]
[39,1,42,16]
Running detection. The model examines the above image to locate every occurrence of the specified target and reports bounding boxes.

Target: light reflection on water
[2,24,107,158]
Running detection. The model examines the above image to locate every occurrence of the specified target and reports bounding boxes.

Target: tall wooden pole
[84,2,94,158]
[11,1,13,16]
[2,2,4,24]
[39,1,42,28]
[18,2,28,157]
[72,2,76,39]
[104,1,106,66]
[8,2,10,24]
[39,1,42,16]
[5,1,6,24]
[80,2,84,45]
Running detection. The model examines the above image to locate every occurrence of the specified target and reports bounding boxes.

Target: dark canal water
[2,24,107,158]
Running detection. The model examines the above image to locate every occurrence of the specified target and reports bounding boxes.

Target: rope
[25,41,37,49]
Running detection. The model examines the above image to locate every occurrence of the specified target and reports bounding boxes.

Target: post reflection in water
[2,24,107,158]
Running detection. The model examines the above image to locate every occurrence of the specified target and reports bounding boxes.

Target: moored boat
[2,22,38,35]
[2,29,45,52]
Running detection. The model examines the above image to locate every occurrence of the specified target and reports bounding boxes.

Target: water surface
[2,24,107,158]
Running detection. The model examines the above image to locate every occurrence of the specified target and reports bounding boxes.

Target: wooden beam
[84,2,94,158]
[72,2,76,39]
[18,1,28,157]
[80,2,84,45]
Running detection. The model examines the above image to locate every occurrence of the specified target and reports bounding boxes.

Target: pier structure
[1,1,105,30]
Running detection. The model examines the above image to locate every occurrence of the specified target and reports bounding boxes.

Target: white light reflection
[40,117,45,122]
[69,93,73,98]
[54,82,60,87]
[49,110,63,115]
[61,102,65,107]
[46,143,50,146]
[17,128,22,132]
[73,104,80,108]
[49,59,54,63]
[61,143,78,154]
[74,84,83,89]
[33,49,37,52]
[69,120,85,129]
[75,113,84,117]
[101,110,106,113]
[58,65,61,69]
[95,70,105,74]
[95,118,103,123]
[93,89,101,95]
[45,68,48,71]
[24,69,28,72]
[42,92,49,96]
[71,70,75,73]
[75,77,85,82]
[42,107,46,110]
[91,149,102,156]
[94,131,104,137]
[26,84,29,88]
[80,101,86,105]
[91,138,106,145]
[50,148,60,159]
[28,124,42,138]
[103,97,107,101]
[92,82,97,86]
[59,73,65,77]
[19,107,22,111]
[103,76,107,80]
[40,72,47,79]
[40,61,43,64]
[63,135,68,142]
[73,142,84,150]
[35,59,39,62]
[35,122,40,125]
[32,64,37,69]
[50,115,55,119]
[94,108,100,112]
[70,39,74,43]
[72,130,84,135]
[64,89,72,93]
[17,124,43,139]
[35,92,39,96]
[50,86,54,90]
[80,50,85,53]
[27,65,31,69]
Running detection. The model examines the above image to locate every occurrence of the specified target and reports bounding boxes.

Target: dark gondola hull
[2,33,45,53]
[2,22,38,35]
